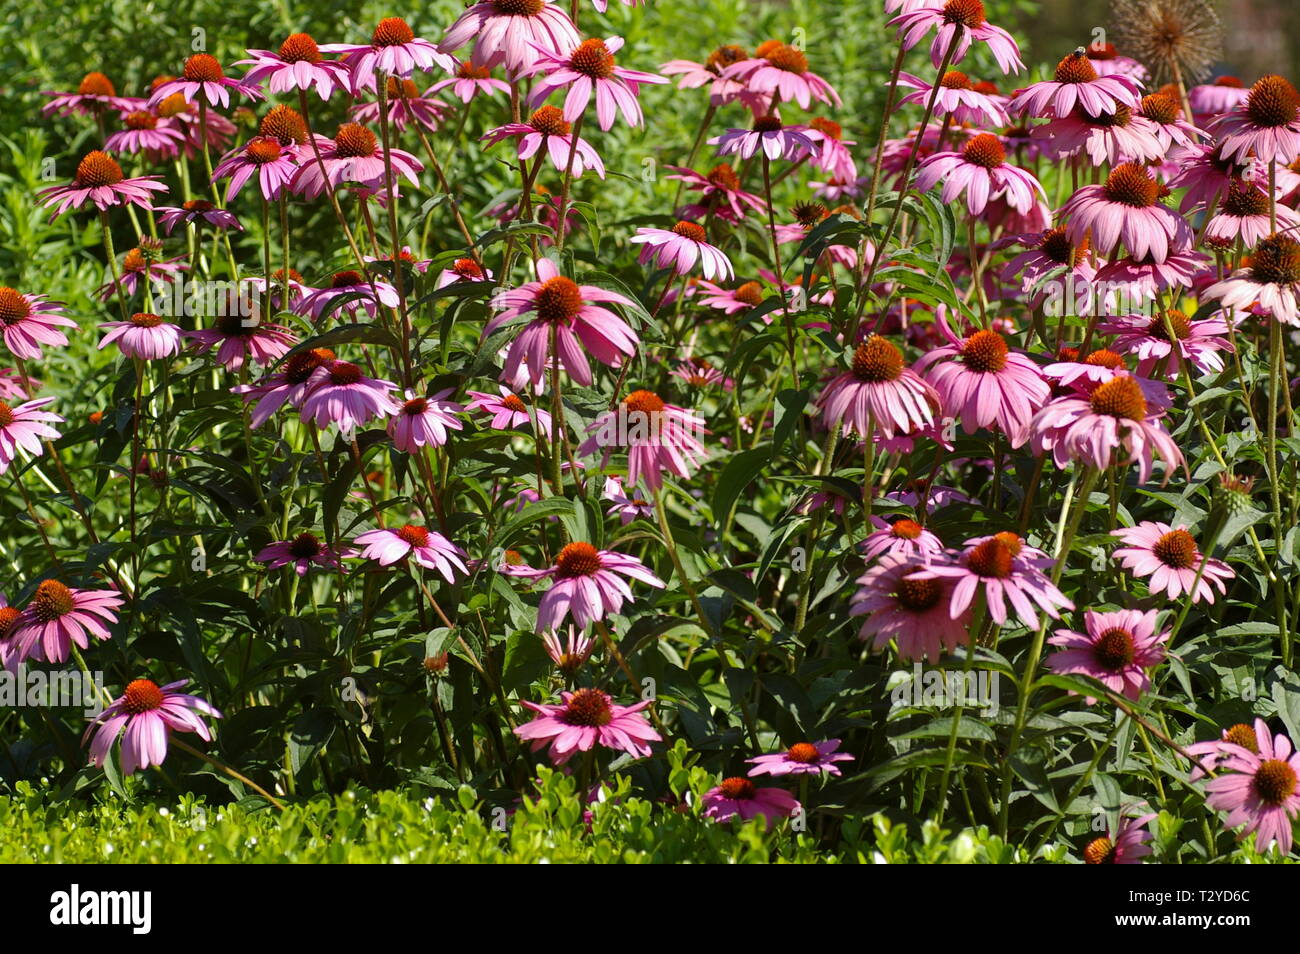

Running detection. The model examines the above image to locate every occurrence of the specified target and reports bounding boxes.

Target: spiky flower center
[245,137,283,164]
[1103,162,1159,208]
[182,199,214,212]
[941,70,974,90]
[123,111,157,130]
[502,393,528,412]
[570,38,615,79]
[764,43,808,74]
[891,518,924,540]
[1250,235,1300,285]
[1253,759,1298,806]
[1245,75,1299,128]
[1083,836,1116,864]
[1093,627,1136,671]
[1149,309,1192,341]
[261,105,308,145]
[706,45,748,72]
[452,258,484,280]
[1088,41,1119,60]
[183,53,225,83]
[961,133,1005,168]
[333,123,377,158]
[895,573,942,612]
[1083,104,1131,128]
[0,403,12,428]
[392,524,428,549]
[973,80,999,95]
[791,201,828,227]
[733,281,764,305]
[122,248,147,272]
[130,312,165,328]
[1089,375,1147,421]
[1083,348,1126,369]
[624,389,666,416]
[1215,75,1243,88]
[386,76,421,99]
[122,678,164,714]
[966,537,1015,578]
[851,335,905,383]
[810,117,842,139]
[494,0,545,15]
[1039,226,1088,263]
[752,114,783,133]
[960,329,1009,373]
[706,164,741,191]
[289,532,322,558]
[327,361,364,386]
[1153,529,1198,569]
[155,92,190,118]
[1140,92,1179,124]
[942,0,985,28]
[78,71,116,97]
[0,287,31,325]
[719,776,756,800]
[562,688,614,726]
[371,17,415,46]
[672,220,707,242]
[1222,182,1271,218]
[279,32,322,63]
[75,151,124,188]
[555,541,602,578]
[457,62,491,79]
[528,105,571,136]
[787,742,820,763]
[1225,723,1259,752]
[330,270,365,288]
[30,580,75,621]
[1054,51,1099,84]
[284,348,333,384]
[535,275,584,322]
[0,606,20,637]
[402,397,428,416]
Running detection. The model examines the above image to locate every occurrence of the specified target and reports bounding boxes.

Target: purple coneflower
[1007,50,1141,119]
[850,553,973,661]
[702,777,801,824]
[299,359,398,434]
[85,679,221,776]
[631,221,733,280]
[1047,608,1169,703]
[501,542,664,631]
[104,110,186,158]
[38,151,167,219]
[429,61,511,102]
[322,17,455,93]
[1201,718,1300,856]
[185,313,297,371]
[748,740,853,778]
[354,524,468,582]
[211,136,300,202]
[888,0,1025,75]
[1099,309,1232,377]
[1202,234,1300,326]
[711,114,814,161]
[1111,522,1235,604]
[515,688,660,765]
[816,335,941,440]
[1209,75,1300,165]
[482,105,605,178]
[97,312,183,361]
[0,287,75,360]
[916,132,1044,215]
[256,532,351,576]
[525,36,666,130]
[237,32,352,99]
[578,388,708,491]
[719,42,840,109]
[0,396,62,476]
[9,580,123,665]
[388,389,464,452]
[148,53,262,109]
[1062,162,1192,264]
[156,199,242,234]
[438,0,581,79]
[1082,811,1158,864]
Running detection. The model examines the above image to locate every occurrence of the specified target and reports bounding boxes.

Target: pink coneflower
[255,532,351,576]
[9,580,123,664]
[436,257,494,289]
[465,387,553,437]
[0,370,34,403]
[668,164,766,223]
[1209,75,1300,165]
[299,360,399,434]
[915,133,1044,215]
[702,777,801,824]
[1095,248,1210,296]
[914,532,1073,629]
[850,553,973,661]
[1201,718,1300,856]
[350,77,451,132]
[296,270,399,321]
[1165,140,1257,214]
[1111,522,1235,604]
[515,688,660,765]
[237,33,352,100]
[1186,722,1264,781]
[289,124,422,199]
[1062,162,1191,264]
[998,226,1094,300]
[800,117,857,181]
[1031,106,1165,166]
[85,679,221,776]
[1085,40,1148,82]
[156,199,242,234]
[354,524,468,582]
[1202,234,1300,326]
[321,17,455,94]
[747,740,853,778]
[672,357,732,390]
[1028,374,1184,484]
[185,313,297,371]
[816,335,940,440]
[660,45,764,108]
[0,396,62,475]
[1189,75,1250,120]
[1204,181,1300,249]
[232,346,335,428]
[438,0,580,78]
[601,474,654,525]
[103,110,186,158]
[525,36,666,130]
[913,325,1049,448]
[711,114,814,161]
[41,71,138,117]
[210,136,299,202]
[97,312,182,361]
[692,279,767,314]
[1082,812,1158,864]
[486,258,637,388]
[888,0,1025,75]
[37,151,167,218]
[148,53,262,109]
[719,42,840,109]
[481,105,605,178]
[631,221,733,280]
[1047,608,1169,703]
[1137,92,1202,151]
[96,246,188,303]
[861,516,945,563]
[577,389,708,491]
[1099,309,1233,377]
[388,389,464,451]
[501,542,664,631]
[1008,51,1141,120]
[542,626,595,673]
[0,287,75,361]
[898,70,1008,126]
[430,60,511,102]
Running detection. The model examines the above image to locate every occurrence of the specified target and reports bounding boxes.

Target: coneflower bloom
[388,389,464,451]
[702,777,801,824]
[436,257,494,289]
[0,370,36,403]
[1081,812,1158,864]
[1095,248,1210,296]
[711,114,814,161]
[0,396,62,475]
[0,288,75,360]
[850,553,973,661]
[631,221,733,280]
[672,358,732,390]
[692,279,767,314]
[1047,608,1169,703]
[1031,105,1165,165]
[601,474,654,524]
[350,77,451,132]
[1204,181,1300,249]
[185,313,297,371]
[913,325,1049,447]
[915,133,1044,215]
[660,45,761,108]
[9,580,123,665]
[668,165,766,224]
[103,110,186,158]
[429,60,511,102]
[718,42,840,109]
[1202,234,1300,326]
[465,387,553,437]
[354,524,468,582]
[96,246,188,303]
[299,360,399,434]
[1029,374,1184,484]
[888,0,1025,74]
[37,150,167,218]
[748,740,853,778]
[255,532,351,576]
[481,105,605,178]
[501,542,665,631]
[485,258,638,388]
[897,70,1008,126]
[438,0,581,78]
[914,532,1073,629]
[321,17,456,93]
[1061,162,1191,264]
[148,53,262,108]
[577,389,708,491]
[1007,51,1142,120]
[1189,75,1250,120]
[97,312,182,361]
[1201,719,1300,855]
[861,516,945,563]
[1085,39,1149,81]
[525,36,666,130]
[998,226,1094,301]
[1186,722,1264,781]
[41,71,137,117]
[85,679,221,777]
[1099,309,1232,377]
[1111,522,1235,604]
[296,270,399,321]
[816,335,940,440]
[801,118,857,182]
[1137,91,1202,151]
[542,626,595,674]
[236,33,352,99]
[210,136,299,202]
[155,200,242,234]
[1209,75,1300,165]
[289,123,422,198]
[231,347,334,428]
[514,688,660,765]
